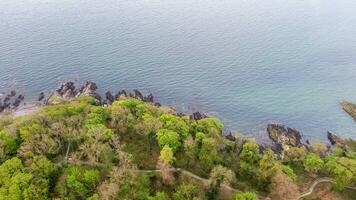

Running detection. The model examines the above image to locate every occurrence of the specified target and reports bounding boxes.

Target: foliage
[281,165,297,181]
[160,114,189,139]
[56,166,100,199]
[234,192,257,200]
[156,129,181,152]
[159,145,175,164]
[284,146,308,166]
[198,137,218,168]
[173,184,203,200]
[0,131,19,161]
[303,154,324,174]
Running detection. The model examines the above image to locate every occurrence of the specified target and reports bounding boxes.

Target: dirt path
[297,178,356,200]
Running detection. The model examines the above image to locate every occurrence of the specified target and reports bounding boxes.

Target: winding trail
[297,177,356,200]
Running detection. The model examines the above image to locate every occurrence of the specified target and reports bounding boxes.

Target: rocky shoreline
[1,81,355,155]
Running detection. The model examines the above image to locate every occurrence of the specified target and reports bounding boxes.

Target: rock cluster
[0,91,25,112]
[267,124,303,153]
[47,81,158,106]
[47,81,101,104]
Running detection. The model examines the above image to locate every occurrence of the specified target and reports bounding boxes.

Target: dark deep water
[1,0,356,140]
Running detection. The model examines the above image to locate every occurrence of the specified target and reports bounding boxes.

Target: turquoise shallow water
[1,0,356,140]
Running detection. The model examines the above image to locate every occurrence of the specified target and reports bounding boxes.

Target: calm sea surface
[1,0,356,140]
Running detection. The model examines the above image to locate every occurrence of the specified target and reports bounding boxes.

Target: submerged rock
[341,101,356,121]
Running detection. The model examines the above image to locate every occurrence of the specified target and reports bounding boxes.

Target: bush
[156,129,181,152]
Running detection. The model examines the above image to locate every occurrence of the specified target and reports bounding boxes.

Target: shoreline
[2,81,355,150]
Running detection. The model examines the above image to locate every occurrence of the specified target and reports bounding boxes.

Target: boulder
[144,93,154,103]
[130,89,144,101]
[115,90,128,100]
[267,124,303,153]
[190,111,207,121]
[38,92,45,101]
[77,81,101,101]
[327,131,345,146]
[105,91,115,105]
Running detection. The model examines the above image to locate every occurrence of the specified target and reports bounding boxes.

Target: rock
[154,102,161,107]
[38,92,45,101]
[105,91,114,105]
[77,81,101,101]
[190,111,207,121]
[267,124,303,153]
[341,101,356,121]
[225,132,236,141]
[0,91,24,112]
[327,131,344,146]
[144,93,154,103]
[130,89,144,101]
[115,90,128,100]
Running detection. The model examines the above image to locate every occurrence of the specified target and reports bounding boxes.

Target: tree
[234,192,257,200]
[156,129,181,152]
[173,184,203,200]
[240,141,259,164]
[56,166,100,199]
[0,157,51,200]
[85,106,111,129]
[239,141,259,179]
[303,154,324,174]
[281,165,297,181]
[159,114,189,139]
[207,165,235,200]
[209,165,235,188]
[283,146,308,166]
[257,149,277,189]
[0,130,19,161]
[159,145,175,164]
[325,156,356,191]
[198,137,218,168]
[194,118,223,138]
[310,142,328,157]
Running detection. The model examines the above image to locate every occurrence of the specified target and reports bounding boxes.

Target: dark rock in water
[154,102,161,107]
[267,124,303,154]
[38,92,45,101]
[190,112,207,121]
[115,90,128,100]
[341,101,356,121]
[144,93,154,103]
[105,91,115,105]
[327,131,344,146]
[130,89,144,101]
